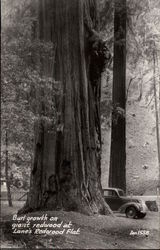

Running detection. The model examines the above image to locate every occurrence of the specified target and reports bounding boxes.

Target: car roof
[103,188,124,192]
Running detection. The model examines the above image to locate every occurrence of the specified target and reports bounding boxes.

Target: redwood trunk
[20,0,111,215]
[109,0,126,191]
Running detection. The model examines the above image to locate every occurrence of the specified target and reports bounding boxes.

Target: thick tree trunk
[19,0,111,215]
[109,0,126,191]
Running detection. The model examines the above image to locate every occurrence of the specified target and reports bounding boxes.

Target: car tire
[125,206,137,219]
[137,212,146,219]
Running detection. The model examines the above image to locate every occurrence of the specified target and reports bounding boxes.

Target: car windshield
[104,190,118,197]
[118,190,125,196]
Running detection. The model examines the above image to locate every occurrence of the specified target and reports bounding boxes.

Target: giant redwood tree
[109,0,126,191]
[20,0,112,215]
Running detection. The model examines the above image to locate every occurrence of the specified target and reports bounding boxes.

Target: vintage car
[103,188,148,219]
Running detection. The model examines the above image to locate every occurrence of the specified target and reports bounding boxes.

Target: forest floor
[1,201,159,249]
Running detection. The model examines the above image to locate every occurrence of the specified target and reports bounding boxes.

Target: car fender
[118,202,140,213]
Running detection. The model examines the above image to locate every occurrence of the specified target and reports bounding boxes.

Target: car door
[104,190,122,211]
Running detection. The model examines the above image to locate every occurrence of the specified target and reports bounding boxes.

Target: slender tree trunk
[109,0,126,191]
[153,46,160,190]
[5,130,12,207]
[19,0,112,215]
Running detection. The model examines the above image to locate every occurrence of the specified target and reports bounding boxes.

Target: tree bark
[19,0,112,215]
[109,0,126,191]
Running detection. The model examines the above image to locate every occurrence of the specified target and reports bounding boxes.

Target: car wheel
[137,212,146,219]
[125,206,137,219]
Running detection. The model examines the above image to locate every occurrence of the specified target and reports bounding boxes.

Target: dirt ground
[0,201,159,249]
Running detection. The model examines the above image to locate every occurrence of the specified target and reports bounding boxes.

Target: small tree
[153,43,160,190]
[5,130,12,207]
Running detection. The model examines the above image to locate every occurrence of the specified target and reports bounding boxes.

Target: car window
[104,190,111,196]
[104,190,118,197]
[118,190,124,196]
